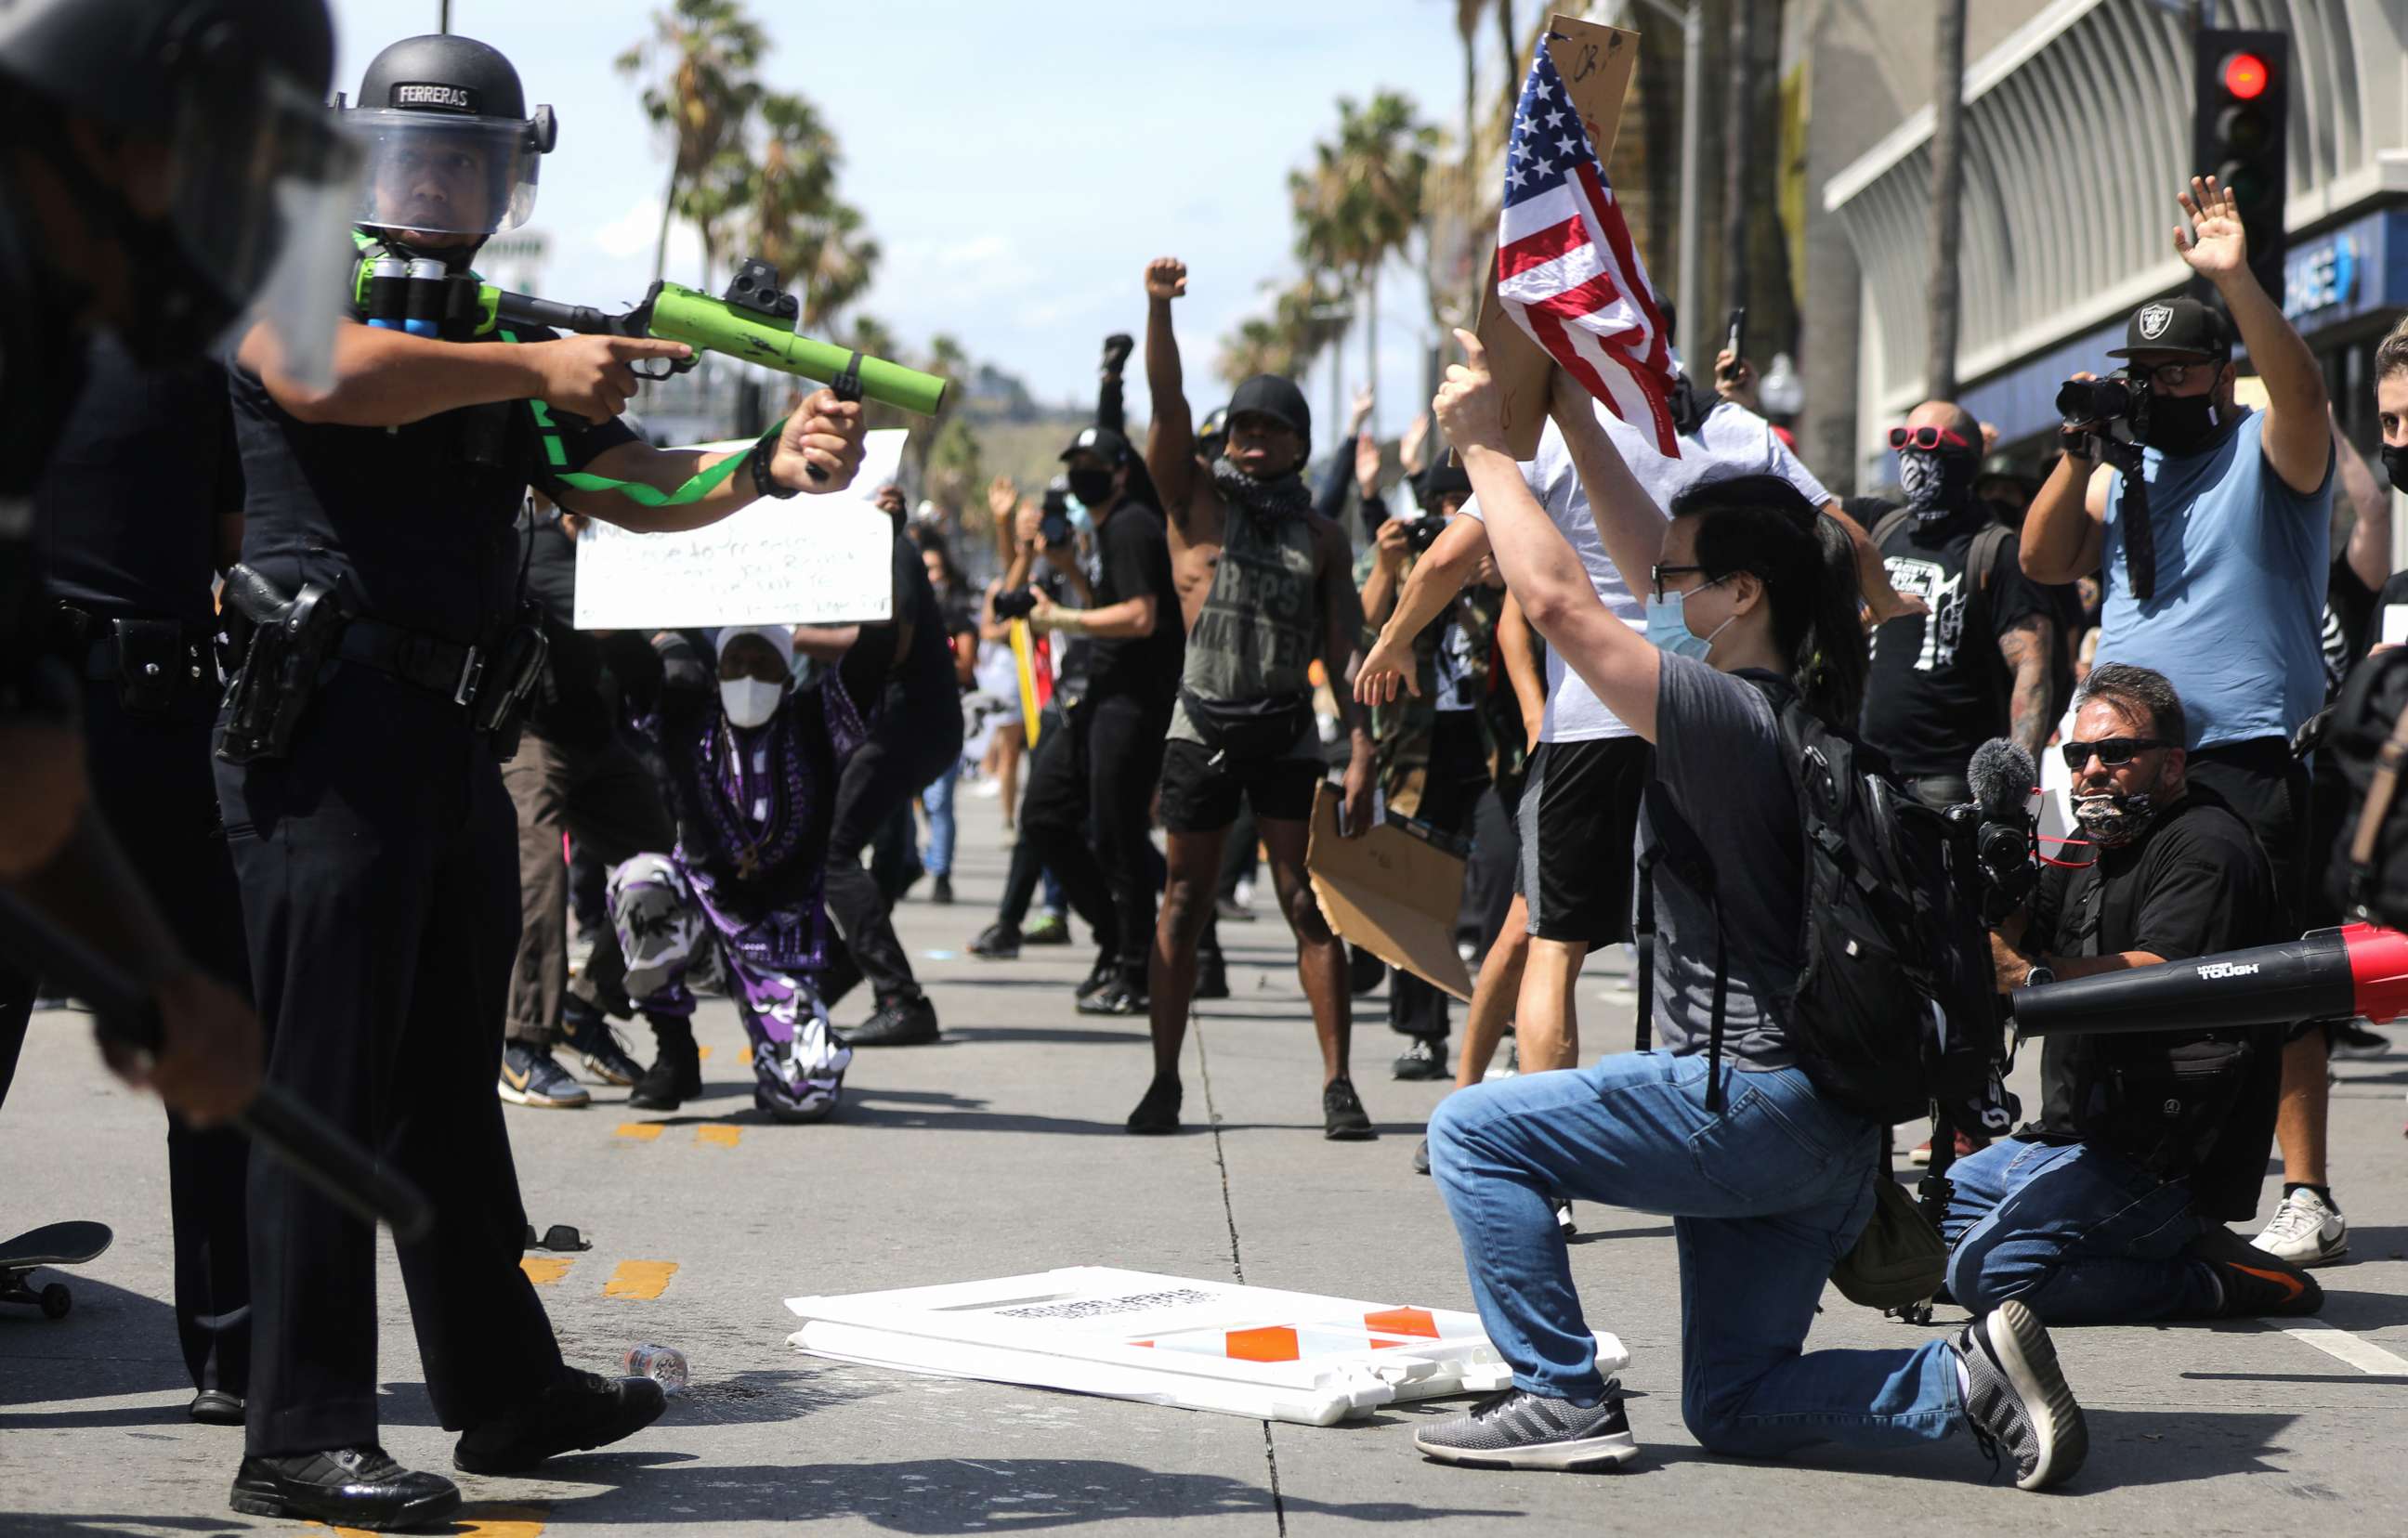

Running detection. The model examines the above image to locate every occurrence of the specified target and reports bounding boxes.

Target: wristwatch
[748,427,800,501]
[2022,963,2056,989]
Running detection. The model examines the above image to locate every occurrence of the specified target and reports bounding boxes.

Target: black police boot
[229,1445,460,1529]
[453,1370,668,1476]
[189,1388,244,1426]
[629,1027,701,1112]
[845,993,941,1047]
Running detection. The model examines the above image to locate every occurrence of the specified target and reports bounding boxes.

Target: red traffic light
[2221,50,2270,99]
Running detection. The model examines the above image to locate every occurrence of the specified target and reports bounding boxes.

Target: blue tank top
[2095,409,2331,749]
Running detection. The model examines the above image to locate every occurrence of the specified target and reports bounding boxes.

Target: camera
[1400,515,1446,554]
[1038,476,1074,548]
[2056,368,2148,463]
[1944,802,2040,925]
[991,588,1039,621]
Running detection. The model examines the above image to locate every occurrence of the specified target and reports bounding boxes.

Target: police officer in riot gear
[0,1,350,1124]
[216,33,866,1528]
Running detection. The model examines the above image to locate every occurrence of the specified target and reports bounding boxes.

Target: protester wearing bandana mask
[2022,175,2339,1276]
[1859,401,2060,811]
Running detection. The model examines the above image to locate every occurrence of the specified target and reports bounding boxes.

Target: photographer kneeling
[1948,664,2319,1323]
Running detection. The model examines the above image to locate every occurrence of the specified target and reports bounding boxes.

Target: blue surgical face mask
[1642,580,1734,662]
[1066,496,1094,536]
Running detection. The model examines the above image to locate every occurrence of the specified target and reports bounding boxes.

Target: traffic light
[2192,29,2288,299]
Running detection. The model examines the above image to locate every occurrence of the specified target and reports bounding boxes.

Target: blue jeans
[1430,1050,1963,1456]
[921,760,961,877]
[1942,1137,2216,1323]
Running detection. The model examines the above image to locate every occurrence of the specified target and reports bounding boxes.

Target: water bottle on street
[623,1343,689,1394]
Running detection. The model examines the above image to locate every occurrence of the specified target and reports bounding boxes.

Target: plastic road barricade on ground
[785,1266,1629,1426]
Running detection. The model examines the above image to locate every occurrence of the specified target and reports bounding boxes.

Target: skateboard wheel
[39,1283,69,1320]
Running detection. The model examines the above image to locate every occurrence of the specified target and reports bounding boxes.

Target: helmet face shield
[344,108,541,237]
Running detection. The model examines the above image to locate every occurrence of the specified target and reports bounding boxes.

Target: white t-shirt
[1458,398,1832,743]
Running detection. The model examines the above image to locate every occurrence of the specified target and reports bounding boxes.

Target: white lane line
[2278,1321,2408,1375]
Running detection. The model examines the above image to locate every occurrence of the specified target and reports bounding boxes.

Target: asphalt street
[5,788,2408,1535]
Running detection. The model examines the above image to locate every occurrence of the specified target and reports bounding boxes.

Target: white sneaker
[2253,1188,2349,1267]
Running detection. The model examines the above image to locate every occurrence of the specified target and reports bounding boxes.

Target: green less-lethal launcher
[491,258,949,417]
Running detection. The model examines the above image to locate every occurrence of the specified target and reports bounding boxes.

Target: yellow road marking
[696,1044,714,1060]
[739,1044,753,1063]
[324,1506,546,1537]
[604,1260,678,1300]
[519,1257,573,1285]
[614,1123,664,1141]
[696,1124,741,1148]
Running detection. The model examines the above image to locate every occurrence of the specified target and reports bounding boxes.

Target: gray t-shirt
[1639,655,1803,1070]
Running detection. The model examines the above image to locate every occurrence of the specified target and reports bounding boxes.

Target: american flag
[1495,40,1680,455]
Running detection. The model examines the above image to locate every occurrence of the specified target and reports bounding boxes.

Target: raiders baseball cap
[2107,295,2231,360]
[1060,424,1132,466]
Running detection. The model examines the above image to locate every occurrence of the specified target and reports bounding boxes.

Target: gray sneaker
[1413,1386,1638,1472]
[1955,1300,2086,1492]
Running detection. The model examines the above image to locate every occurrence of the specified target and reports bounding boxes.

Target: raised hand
[986,474,1018,524]
[1144,256,1189,302]
[2174,174,2247,283]
[1433,329,1507,453]
[1354,430,1382,498]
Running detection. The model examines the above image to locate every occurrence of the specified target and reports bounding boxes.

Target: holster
[216,564,346,765]
[468,604,549,760]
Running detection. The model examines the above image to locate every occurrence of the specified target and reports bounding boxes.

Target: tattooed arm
[1998,616,2054,760]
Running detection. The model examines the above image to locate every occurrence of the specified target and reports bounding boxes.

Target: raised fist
[1145,257,1188,302]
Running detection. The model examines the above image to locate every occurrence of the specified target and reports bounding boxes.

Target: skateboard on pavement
[0,1220,112,1320]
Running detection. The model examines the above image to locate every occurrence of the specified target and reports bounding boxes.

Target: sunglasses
[1888,424,1973,452]
[2060,736,2170,771]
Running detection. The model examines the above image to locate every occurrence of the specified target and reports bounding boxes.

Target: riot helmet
[342,34,555,241]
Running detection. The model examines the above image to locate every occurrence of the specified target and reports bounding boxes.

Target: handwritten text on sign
[572,428,904,630]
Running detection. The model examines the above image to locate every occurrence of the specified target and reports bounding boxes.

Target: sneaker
[1412,1386,1639,1472]
[2253,1187,2349,1267]
[1323,1077,1376,1140]
[1127,1077,1182,1134]
[627,1033,702,1112]
[2331,1021,2389,1060]
[1076,977,1147,1017]
[1074,951,1118,1003]
[560,1011,645,1088]
[1485,1038,1521,1081]
[229,1445,460,1528]
[970,921,1022,960]
[453,1371,667,1475]
[1412,1137,1432,1176]
[930,874,955,906]
[2187,1224,2323,1317]
[845,995,941,1047]
[1194,951,1230,1001]
[1023,912,1072,945]
[498,1043,590,1109]
[1954,1300,2087,1492]
[1551,1197,1577,1235]
[1393,1037,1446,1081]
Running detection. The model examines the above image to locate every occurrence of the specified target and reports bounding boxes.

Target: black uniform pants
[0,677,253,1397]
[1390,711,1493,1042]
[216,669,559,1455]
[501,726,676,1045]
[819,689,961,1010]
[1020,691,1171,977]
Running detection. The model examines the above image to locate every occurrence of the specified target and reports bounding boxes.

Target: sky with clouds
[330,1,1490,437]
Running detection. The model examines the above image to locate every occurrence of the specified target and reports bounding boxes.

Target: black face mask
[1066,468,1116,508]
[2143,390,2226,456]
[1897,448,1979,521]
[2383,443,2408,496]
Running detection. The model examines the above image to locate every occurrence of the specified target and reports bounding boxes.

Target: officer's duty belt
[338,618,488,707]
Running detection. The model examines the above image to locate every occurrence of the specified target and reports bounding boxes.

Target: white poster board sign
[572,427,904,630]
[786,1266,1629,1427]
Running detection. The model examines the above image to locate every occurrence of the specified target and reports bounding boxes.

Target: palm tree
[791,202,881,333]
[1290,93,1438,424]
[1217,317,1290,390]
[617,0,766,285]
[737,90,880,332]
[1926,0,1969,398]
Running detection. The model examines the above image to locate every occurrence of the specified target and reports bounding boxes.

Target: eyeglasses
[2059,736,2170,770]
[1650,564,1725,599]
[2140,360,2215,389]
[1887,424,1973,452]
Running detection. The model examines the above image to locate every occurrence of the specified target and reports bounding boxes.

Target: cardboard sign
[1471,15,1643,460]
[572,428,905,630]
[1304,783,1474,1002]
[786,1266,1630,1427]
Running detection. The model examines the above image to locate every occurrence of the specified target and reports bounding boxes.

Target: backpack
[1634,676,2002,1124]
[2326,646,2408,926]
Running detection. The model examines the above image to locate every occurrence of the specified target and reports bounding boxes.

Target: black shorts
[1514,736,1651,945]
[1158,739,1324,833]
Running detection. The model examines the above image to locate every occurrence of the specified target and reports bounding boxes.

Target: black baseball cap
[2106,295,2231,361]
[1060,424,1132,466]
[1226,373,1313,451]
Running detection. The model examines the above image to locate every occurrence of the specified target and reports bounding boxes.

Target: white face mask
[720,678,784,729]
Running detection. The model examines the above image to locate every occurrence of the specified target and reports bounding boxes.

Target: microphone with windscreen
[1963,737,2040,919]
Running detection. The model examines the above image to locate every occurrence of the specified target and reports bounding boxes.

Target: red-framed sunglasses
[1888,424,1973,452]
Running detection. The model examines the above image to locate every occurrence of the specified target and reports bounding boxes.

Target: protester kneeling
[1947,664,2320,1322]
[1420,340,2087,1492]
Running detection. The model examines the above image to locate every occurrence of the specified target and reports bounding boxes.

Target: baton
[0,888,435,1243]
